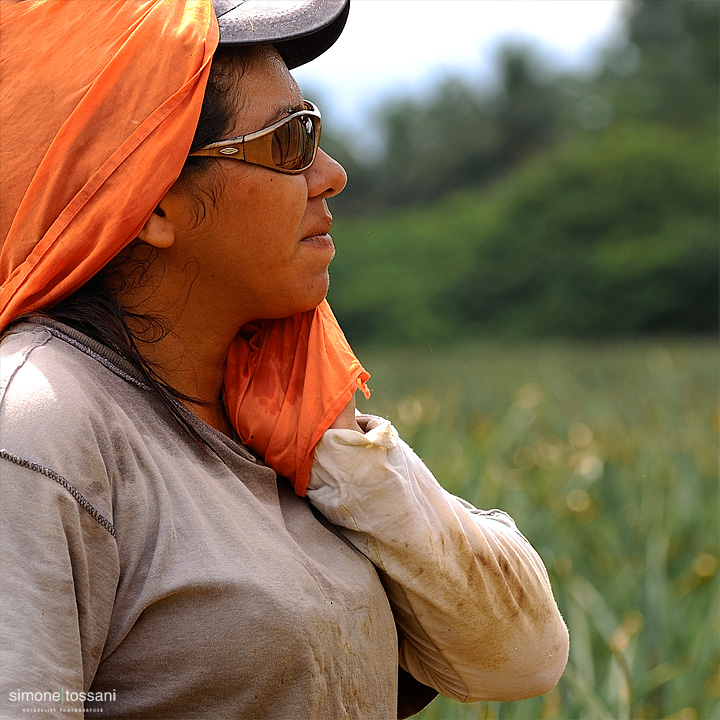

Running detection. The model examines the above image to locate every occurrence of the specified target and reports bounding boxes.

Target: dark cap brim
[213,0,350,69]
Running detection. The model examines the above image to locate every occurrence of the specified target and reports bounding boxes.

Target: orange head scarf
[0,0,369,496]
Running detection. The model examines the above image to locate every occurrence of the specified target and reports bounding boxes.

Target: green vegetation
[353,338,718,719]
[321,0,718,344]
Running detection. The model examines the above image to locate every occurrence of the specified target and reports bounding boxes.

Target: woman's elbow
[518,616,569,699]
[480,611,570,702]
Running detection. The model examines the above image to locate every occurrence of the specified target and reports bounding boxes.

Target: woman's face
[161,46,347,327]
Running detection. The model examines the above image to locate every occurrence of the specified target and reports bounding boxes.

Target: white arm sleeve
[307,415,569,703]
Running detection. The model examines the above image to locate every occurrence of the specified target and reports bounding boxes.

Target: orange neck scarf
[0,0,369,496]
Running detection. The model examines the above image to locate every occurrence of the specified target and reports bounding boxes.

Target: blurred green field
[353,337,719,720]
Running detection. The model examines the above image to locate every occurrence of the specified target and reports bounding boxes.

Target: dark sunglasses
[189,100,321,174]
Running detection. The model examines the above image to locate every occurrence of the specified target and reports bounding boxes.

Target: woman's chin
[303,271,331,311]
[262,275,330,321]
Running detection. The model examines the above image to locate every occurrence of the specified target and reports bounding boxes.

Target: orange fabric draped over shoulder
[224,301,370,496]
[0,0,369,495]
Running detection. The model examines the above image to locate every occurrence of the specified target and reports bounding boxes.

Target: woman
[0,1,569,718]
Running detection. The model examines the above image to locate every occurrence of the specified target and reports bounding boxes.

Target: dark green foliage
[329,123,718,342]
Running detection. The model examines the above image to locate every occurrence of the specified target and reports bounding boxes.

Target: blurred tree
[325,43,563,214]
[605,0,719,129]
[494,45,561,164]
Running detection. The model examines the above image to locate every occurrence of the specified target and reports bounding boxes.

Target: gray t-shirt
[0,319,400,719]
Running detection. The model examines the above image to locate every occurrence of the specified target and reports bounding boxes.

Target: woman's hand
[330,392,363,432]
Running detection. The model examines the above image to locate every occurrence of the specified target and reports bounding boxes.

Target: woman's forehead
[225,45,303,134]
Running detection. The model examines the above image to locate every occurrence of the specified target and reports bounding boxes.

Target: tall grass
[354,338,719,720]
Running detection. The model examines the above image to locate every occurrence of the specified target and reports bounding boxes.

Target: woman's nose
[307,148,347,199]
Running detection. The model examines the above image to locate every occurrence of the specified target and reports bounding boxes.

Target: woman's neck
[121,301,239,436]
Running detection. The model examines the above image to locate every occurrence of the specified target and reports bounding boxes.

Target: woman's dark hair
[21,46,259,445]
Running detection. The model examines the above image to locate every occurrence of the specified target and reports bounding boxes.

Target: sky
[293,0,629,139]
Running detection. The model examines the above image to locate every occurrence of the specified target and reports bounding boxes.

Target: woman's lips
[301,213,335,253]
[301,232,335,253]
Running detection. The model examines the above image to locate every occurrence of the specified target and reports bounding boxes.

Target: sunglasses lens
[271,114,317,171]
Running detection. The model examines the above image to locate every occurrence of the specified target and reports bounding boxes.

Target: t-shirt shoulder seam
[0,449,116,538]
[0,327,52,399]
[40,324,149,390]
